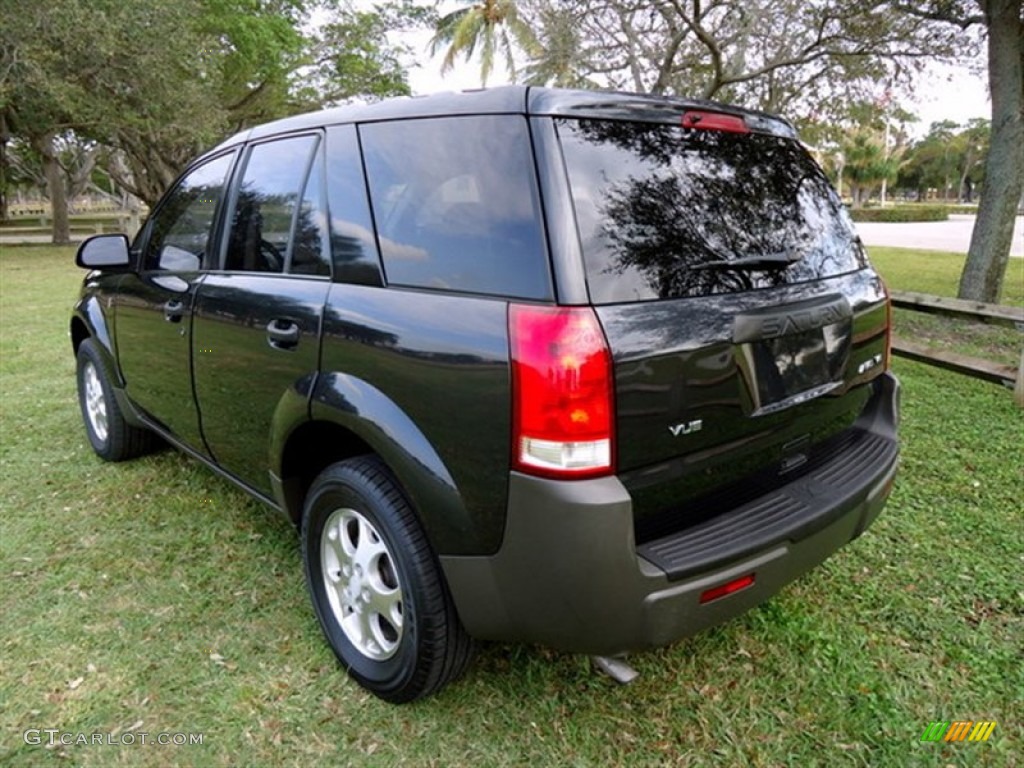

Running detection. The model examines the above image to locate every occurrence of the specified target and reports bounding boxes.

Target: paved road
[855,214,1024,257]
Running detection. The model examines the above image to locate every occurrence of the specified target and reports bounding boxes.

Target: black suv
[72,86,899,703]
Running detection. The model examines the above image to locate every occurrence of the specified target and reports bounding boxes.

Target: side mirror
[76,234,132,270]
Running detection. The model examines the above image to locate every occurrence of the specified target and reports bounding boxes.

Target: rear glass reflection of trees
[559,119,867,303]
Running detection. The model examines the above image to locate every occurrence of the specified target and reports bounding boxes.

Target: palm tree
[841,131,902,209]
[519,3,593,88]
[428,1,538,86]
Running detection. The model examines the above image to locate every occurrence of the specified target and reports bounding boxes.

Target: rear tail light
[509,304,614,479]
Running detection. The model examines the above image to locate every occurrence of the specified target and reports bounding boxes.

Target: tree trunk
[108,137,184,209]
[33,133,71,245]
[0,142,8,223]
[959,0,1024,303]
[67,146,100,201]
[0,113,9,223]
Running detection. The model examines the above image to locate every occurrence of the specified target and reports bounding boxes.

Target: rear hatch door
[550,107,890,534]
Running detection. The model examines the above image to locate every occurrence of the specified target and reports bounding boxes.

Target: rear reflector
[509,304,614,479]
[681,111,750,134]
[699,573,756,604]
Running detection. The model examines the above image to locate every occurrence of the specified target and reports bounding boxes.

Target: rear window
[557,118,867,304]
[360,116,552,300]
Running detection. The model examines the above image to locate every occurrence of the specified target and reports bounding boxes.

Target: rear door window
[359,116,552,300]
[223,135,328,276]
[557,119,867,303]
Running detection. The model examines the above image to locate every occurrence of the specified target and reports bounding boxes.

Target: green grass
[867,248,1024,306]
[2,245,1021,766]
[868,247,1023,368]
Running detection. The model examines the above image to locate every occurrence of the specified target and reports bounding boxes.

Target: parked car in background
[72,86,899,703]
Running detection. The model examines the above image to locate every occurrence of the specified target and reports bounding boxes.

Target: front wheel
[76,339,157,461]
[301,456,473,703]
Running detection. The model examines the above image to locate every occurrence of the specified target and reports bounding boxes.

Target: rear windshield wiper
[692,255,800,271]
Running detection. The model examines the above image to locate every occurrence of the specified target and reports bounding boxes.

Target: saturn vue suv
[71,86,899,703]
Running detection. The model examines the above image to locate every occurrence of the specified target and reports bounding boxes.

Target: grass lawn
[867,248,1023,304]
[867,247,1023,368]
[1,245,1021,766]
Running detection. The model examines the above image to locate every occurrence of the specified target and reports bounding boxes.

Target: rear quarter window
[359,116,552,300]
[557,118,868,303]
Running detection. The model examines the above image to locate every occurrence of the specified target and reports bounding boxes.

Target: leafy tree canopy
[517,0,974,123]
[0,0,417,213]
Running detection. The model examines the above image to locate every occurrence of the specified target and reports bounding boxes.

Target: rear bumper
[440,372,900,655]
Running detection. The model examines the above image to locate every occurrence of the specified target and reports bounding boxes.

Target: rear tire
[76,338,157,461]
[301,456,474,703]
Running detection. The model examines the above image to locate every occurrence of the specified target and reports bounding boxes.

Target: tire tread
[303,456,474,702]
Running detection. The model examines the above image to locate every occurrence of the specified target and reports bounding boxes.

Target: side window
[144,152,234,272]
[224,135,326,275]
[359,116,552,300]
[325,125,382,286]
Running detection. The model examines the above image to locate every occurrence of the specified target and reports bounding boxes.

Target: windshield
[557,118,867,303]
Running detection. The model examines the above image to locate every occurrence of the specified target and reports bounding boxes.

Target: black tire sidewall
[76,340,114,457]
[302,465,424,695]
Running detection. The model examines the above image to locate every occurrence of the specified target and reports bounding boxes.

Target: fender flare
[71,294,116,372]
[279,371,481,555]
[71,289,149,428]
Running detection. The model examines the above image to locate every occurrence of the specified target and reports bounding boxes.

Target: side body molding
[308,372,476,555]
